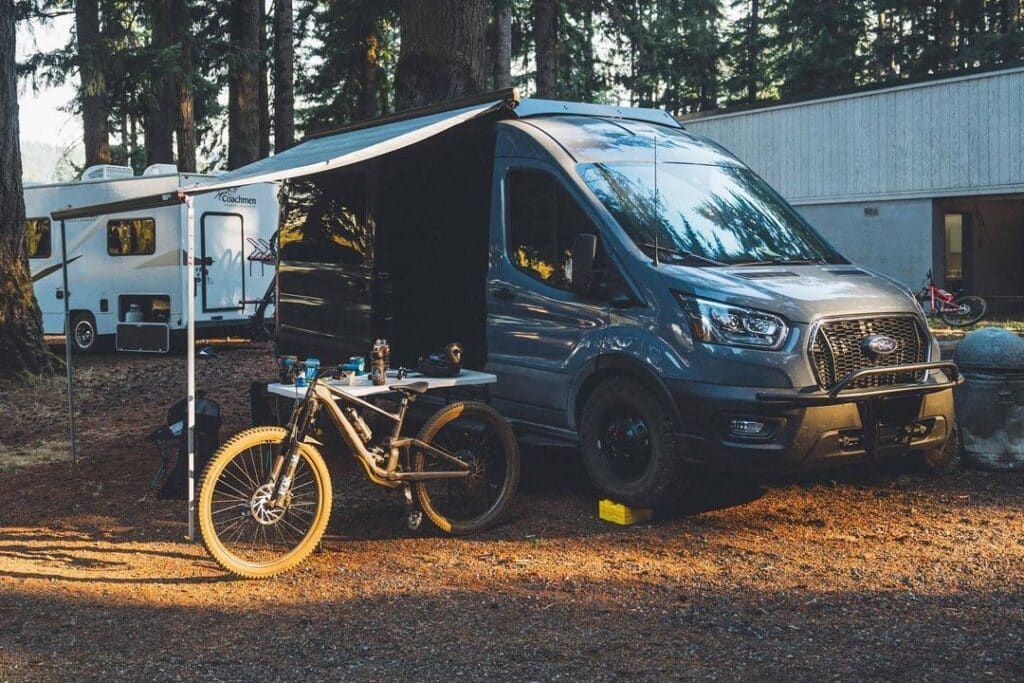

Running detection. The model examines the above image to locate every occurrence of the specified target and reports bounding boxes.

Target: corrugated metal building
[685,66,1024,310]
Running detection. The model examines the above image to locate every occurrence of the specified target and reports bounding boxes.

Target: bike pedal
[407,510,423,531]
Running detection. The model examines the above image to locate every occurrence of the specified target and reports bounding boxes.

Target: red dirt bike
[915,270,987,327]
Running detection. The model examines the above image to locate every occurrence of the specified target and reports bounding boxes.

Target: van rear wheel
[580,377,685,507]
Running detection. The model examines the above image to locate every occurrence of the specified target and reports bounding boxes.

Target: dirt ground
[1,342,1023,681]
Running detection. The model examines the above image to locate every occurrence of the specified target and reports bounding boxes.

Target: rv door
[200,212,245,312]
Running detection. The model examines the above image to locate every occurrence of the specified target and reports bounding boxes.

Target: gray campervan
[275,93,959,506]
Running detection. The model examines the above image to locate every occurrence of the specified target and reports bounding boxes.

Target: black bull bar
[755,361,963,457]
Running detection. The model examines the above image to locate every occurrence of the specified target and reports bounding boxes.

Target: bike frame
[269,377,471,506]
[919,282,960,314]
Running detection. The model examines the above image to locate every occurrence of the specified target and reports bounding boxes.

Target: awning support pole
[186,196,197,541]
[59,219,77,464]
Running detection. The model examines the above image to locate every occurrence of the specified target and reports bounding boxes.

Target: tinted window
[107,218,156,256]
[279,172,371,267]
[578,162,844,266]
[25,218,51,258]
[507,169,602,291]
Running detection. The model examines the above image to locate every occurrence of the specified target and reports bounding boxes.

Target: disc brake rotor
[249,483,289,525]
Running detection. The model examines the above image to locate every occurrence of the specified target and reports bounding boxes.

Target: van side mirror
[570,233,598,295]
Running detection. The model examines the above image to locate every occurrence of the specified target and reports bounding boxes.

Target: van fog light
[729,419,771,438]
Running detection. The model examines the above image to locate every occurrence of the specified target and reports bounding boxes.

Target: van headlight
[675,294,789,350]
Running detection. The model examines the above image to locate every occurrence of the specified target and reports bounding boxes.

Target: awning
[182,93,515,195]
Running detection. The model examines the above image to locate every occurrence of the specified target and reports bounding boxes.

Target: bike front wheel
[941,296,987,327]
[198,426,332,578]
[413,401,520,534]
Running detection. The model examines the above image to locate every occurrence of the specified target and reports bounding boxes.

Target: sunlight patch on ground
[0,440,71,470]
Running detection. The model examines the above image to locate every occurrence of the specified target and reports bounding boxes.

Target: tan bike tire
[413,401,520,535]
[198,426,332,579]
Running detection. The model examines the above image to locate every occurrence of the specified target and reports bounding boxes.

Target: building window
[944,213,963,286]
[107,218,156,256]
[506,169,602,292]
[25,218,51,259]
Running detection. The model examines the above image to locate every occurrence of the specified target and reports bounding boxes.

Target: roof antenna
[653,129,660,268]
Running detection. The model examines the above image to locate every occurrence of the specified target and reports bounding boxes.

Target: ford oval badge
[864,334,899,355]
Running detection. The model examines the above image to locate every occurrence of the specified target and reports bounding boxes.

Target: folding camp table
[266,368,496,401]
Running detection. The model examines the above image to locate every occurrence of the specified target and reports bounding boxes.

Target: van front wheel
[579,377,685,507]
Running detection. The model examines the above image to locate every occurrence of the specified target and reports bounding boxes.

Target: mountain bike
[915,270,987,327]
[197,368,520,578]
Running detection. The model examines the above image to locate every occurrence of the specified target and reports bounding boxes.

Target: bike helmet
[417,342,463,377]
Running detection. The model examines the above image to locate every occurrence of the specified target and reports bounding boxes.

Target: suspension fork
[271,393,321,507]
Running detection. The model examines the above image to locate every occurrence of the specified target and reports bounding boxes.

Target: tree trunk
[358,31,380,120]
[258,8,271,159]
[493,0,512,89]
[75,0,111,166]
[146,0,175,166]
[272,0,295,151]
[172,0,197,172]
[0,2,53,378]
[228,0,261,169]
[395,0,489,110]
[533,0,556,97]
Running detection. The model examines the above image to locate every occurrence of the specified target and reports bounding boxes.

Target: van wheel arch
[570,355,680,432]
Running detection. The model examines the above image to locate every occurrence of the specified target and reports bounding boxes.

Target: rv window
[507,169,602,292]
[25,218,51,259]
[279,176,370,266]
[107,218,156,256]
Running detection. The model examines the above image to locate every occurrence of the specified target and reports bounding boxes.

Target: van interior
[375,118,498,369]
[278,116,499,368]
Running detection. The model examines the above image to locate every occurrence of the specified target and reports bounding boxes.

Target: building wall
[797,198,934,288]
[685,67,1024,205]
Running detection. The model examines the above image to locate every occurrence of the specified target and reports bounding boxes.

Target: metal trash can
[954,327,1024,470]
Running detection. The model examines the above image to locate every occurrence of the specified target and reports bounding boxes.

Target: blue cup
[304,357,320,380]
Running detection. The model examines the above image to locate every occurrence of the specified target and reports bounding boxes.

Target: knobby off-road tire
[413,401,520,534]
[198,426,332,579]
[580,377,686,508]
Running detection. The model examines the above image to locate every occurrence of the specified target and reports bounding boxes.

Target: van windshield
[577,162,845,266]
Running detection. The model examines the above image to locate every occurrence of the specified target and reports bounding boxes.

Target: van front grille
[810,315,927,390]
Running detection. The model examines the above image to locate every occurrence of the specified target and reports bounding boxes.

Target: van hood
[667,264,921,324]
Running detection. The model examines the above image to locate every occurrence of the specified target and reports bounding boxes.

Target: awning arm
[303,87,520,141]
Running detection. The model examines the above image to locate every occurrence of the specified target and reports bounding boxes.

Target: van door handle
[490,286,516,301]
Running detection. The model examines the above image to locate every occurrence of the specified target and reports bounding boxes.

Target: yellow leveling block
[598,499,653,525]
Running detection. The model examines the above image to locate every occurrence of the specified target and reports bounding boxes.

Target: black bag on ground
[159,392,223,500]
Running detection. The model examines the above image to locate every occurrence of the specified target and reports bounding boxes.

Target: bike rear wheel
[198,427,332,578]
[941,296,987,327]
[413,401,519,534]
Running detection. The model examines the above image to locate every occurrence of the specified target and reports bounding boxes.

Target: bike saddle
[392,381,429,396]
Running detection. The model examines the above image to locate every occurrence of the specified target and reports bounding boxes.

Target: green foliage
[14,0,1024,167]
[294,0,399,133]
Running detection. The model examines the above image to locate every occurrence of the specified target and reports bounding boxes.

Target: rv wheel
[579,377,686,507]
[70,312,98,353]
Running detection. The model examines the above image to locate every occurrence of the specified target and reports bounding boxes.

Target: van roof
[508,114,744,166]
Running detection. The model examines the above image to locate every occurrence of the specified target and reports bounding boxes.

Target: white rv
[25,164,278,353]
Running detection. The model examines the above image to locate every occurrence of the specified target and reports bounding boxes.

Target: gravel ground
[1,342,1023,681]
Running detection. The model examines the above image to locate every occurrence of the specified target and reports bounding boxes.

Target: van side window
[25,218,51,259]
[507,169,603,292]
[279,171,371,267]
[107,218,156,256]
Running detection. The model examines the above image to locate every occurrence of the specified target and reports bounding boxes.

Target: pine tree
[767,0,869,99]
[1,0,53,377]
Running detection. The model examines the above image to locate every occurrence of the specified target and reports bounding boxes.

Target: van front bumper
[664,367,960,473]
